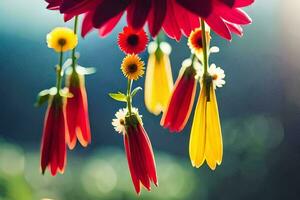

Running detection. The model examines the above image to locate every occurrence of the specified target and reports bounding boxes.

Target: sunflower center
[127,34,139,46]
[58,38,67,47]
[128,64,138,73]
[196,37,203,48]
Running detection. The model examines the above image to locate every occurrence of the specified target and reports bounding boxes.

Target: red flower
[46,0,254,40]
[66,71,91,149]
[118,26,148,54]
[124,114,158,194]
[41,95,67,176]
[161,64,197,132]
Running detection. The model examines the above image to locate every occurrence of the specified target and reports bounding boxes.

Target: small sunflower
[188,27,211,58]
[118,26,148,54]
[47,27,78,52]
[121,54,145,80]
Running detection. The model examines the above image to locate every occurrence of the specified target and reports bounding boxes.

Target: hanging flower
[160,58,199,132]
[145,41,173,115]
[188,27,211,62]
[189,64,225,170]
[112,108,158,194]
[121,54,145,80]
[41,94,67,176]
[65,69,91,149]
[46,27,78,52]
[52,0,254,40]
[118,26,148,54]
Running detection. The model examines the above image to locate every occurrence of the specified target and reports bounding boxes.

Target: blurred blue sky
[0,0,300,199]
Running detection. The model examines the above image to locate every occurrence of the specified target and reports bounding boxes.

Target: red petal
[162,0,182,41]
[161,68,197,132]
[147,0,167,37]
[124,133,141,194]
[205,13,232,40]
[81,12,94,37]
[99,12,123,37]
[127,0,151,30]
[92,0,130,29]
[176,0,213,18]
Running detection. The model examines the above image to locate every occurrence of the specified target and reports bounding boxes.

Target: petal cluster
[145,41,174,115]
[124,114,158,194]
[65,70,91,149]
[189,82,223,170]
[161,60,197,132]
[41,95,67,176]
[46,0,254,40]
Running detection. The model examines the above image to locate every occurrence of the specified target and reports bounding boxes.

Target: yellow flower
[121,54,145,80]
[188,26,211,62]
[47,27,78,52]
[189,80,223,170]
[145,41,174,115]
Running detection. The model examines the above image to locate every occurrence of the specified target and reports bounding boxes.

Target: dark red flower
[118,26,148,54]
[41,95,67,176]
[66,71,91,149]
[46,0,254,40]
[124,114,158,194]
[161,64,197,132]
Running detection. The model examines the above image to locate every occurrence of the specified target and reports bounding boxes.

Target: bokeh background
[0,0,300,199]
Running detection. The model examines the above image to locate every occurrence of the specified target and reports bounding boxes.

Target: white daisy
[112,108,127,134]
[112,107,142,134]
[207,64,226,89]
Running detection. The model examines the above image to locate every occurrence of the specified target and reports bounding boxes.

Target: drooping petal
[124,133,141,194]
[92,0,130,29]
[40,96,67,176]
[189,87,207,168]
[66,72,91,149]
[161,66,197,132]
[127,0,151,30]
[148,0,167,37]
[145,53,173,115]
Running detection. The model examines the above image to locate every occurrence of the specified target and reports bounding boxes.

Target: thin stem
[200,19,209,75]
[71,16,79,70]
[56,50,64,95]
[127,79,133,115]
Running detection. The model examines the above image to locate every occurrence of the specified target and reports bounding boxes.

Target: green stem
[200,19,209,75]
[127,79,133,115]
[56,50,64,95]
[71,16,79,70]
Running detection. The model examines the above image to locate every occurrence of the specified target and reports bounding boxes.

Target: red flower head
[41,94,67,176]
[112,108,158,194]
[161,59,198,132]
[118,26,148,54]
[65,70,91,149]
[47,0,254,40]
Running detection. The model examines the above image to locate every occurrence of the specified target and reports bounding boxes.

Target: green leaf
[131,87,142,97]
[35,89,50,107]
[109,92,127,102]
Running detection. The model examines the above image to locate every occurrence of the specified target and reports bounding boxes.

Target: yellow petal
[209,85,223,164]
[189,86,207,168]
[145,53,173,115]
[205,85,223,170]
